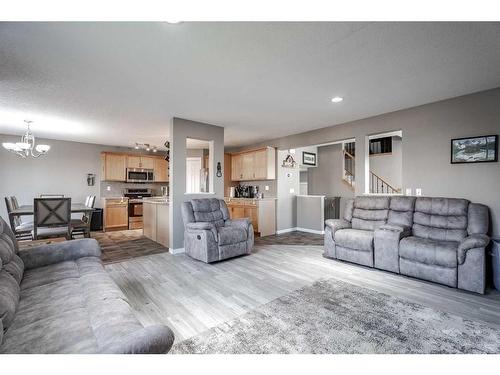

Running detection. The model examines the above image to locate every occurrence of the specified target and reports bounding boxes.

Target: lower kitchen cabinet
[102,198,129,231]
[225,198,276,237]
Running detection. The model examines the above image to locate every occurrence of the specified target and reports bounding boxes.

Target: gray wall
[230,88,500,236]
[308,143,356,198]
[0,134,167,221]
[276,150,300,231]
[169,117,225,250]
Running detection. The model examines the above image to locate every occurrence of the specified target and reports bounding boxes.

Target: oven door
[129,201,143,217]
[127,169,148,182]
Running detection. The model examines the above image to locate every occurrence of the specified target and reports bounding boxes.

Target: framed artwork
[302,151,317,166]
[451,135,497,164]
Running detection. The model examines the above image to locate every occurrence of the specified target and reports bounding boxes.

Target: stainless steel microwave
[126,168,154,183]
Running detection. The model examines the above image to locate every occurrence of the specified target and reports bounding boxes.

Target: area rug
[171,278,500,354]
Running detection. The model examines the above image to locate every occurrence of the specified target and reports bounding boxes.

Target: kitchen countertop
[143,197,169,205]
[224,197,277,201]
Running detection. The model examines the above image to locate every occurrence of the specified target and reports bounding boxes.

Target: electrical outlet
[265,185,269,191]
[416,188,422,196]
[289,188,295,194]
[405,188,412,196]
[106,186,111,191]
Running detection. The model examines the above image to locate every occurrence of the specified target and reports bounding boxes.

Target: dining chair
[33,197,72,240]
[39,194,65,198]
[4,196,33,240]
[71,195,96,238]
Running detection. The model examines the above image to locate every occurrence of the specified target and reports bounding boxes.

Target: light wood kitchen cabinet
[225,198,276,236]
[231,153,242,181]
[103,198,129,231]
[101,153,127,181]
[230,147,276,181]
[154,158,169,182]
[127,155,155,169]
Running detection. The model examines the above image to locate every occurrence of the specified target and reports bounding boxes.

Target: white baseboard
[295,227,325,235]
[170,247,185,255]
[276,227,297,234]
[276,227,325,235]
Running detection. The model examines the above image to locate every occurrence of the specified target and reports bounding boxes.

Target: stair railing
[369,171,400,194]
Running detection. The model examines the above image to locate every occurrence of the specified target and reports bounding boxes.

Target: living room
[1,3,500,374]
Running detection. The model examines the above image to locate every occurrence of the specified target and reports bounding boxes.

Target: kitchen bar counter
[143,198,169,247]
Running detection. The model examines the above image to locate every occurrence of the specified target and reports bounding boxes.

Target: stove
[123,189,152,229]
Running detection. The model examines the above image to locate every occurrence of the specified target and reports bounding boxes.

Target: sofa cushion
[387,196,416,228]
[412,197,469,242]
[351,196,389,231]
[218,226,247,245]
[0,218,22,333]
[335,229,374,251]
[0,256,142,354]
[399,236,458,268]
[190,198,228,227]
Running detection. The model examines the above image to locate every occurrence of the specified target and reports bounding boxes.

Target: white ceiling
[1,22,499,149]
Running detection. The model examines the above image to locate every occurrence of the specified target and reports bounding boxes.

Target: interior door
[186,157,202,193]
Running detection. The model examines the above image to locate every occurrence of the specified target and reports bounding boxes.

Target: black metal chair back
[33,197,71,239]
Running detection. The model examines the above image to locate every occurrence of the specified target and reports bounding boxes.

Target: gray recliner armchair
[181,198,254,263]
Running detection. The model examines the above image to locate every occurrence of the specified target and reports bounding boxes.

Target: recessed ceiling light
[165,21,182,24]
[331,96,344,103]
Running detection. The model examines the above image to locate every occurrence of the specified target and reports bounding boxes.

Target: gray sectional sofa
[324,196,490,294]
[181,198,254,263]
[0,216,174,353]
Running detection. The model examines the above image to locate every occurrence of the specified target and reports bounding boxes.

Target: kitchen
[100,150,170,247]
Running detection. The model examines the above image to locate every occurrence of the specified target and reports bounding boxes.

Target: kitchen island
[142,197,169,248]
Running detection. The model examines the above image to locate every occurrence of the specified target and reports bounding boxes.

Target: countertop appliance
[235,184,259,198]
[123,188,153,229]
[126,168,154,183]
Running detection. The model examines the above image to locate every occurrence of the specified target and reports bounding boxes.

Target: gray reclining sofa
[324,196,490,294]
[0,216,174,353]
[182,198,254,263]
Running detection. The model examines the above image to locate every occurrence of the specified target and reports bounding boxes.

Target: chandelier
[2,120,51,158]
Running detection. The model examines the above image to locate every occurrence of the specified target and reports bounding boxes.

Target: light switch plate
[265,185,269,191]
[416,188,422,196]
[289,188,295,194]
[405,188,412,196]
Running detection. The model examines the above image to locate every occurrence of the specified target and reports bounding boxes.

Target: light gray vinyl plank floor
[105,244,500,342]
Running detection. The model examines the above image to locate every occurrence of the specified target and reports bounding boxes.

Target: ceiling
[0,22,499,149]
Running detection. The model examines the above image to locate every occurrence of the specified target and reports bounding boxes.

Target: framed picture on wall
[451,135,498,164]
[302,151,317,166]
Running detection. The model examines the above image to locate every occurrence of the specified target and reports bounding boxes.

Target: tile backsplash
[100,181,168,198]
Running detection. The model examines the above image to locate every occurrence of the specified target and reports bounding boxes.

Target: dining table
[9,203,94,216]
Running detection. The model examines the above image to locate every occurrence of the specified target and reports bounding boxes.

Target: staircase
[342,141,400,194]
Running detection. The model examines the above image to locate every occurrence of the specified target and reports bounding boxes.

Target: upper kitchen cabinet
[231,147,276,181]
[127,155,154,169]
[101,152,127,181]
[154,157,169,182]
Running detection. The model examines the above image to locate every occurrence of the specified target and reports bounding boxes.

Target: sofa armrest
[325,219,351,235]
[225,218,252,233]
[185,221,218,240]
[100,325,175,354]
[377,224,411,237]
[458,234,490,264]
[19,238,101,270]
